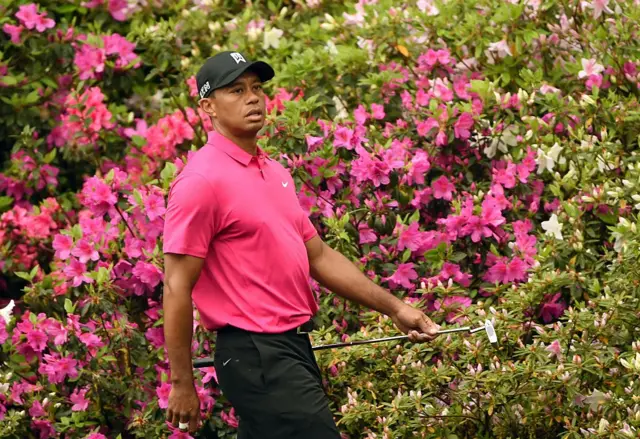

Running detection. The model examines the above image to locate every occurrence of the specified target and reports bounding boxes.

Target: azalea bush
[1,0,640,438]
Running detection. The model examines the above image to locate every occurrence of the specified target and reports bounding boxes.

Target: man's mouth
[246,109,262,117]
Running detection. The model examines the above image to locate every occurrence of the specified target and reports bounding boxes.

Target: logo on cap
[199,81,211,99]
[230,52,246,64]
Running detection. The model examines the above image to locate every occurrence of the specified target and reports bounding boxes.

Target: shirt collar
[207,130,269,166]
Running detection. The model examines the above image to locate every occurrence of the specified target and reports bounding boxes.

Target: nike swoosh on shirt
[223,358,231,366]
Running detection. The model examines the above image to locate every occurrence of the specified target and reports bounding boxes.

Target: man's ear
[198,96,216,118]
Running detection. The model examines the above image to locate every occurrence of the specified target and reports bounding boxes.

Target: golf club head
[485,320,498,344]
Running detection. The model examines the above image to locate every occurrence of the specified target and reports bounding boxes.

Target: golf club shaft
[192,326,478,368]
[311,326,472,351]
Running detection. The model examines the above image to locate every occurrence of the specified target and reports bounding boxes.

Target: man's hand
[166,383,201,434]
[391,304,440,342]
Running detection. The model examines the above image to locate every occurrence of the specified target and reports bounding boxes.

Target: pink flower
[370,103,385,120]
[15,4,55,32]
[29,400,47,418]
[481,199,506,228]
[79,332,104,356]
[539,293,567,323]
[71,239,100,264]
[26,328,48,352]
[333,126,354,149]
[74,44,106,80]
[52,234,73,260]
[132,261,163,288]
[70,387,90,411]
[407,150,431,185]
[38,353,79,384]
[385,263,418,289]
[397,222,423,252]
[431,176,455,200]
[461,215,492,243]
[453,112,474,140]
[63,258,94,287]
[0,319,8,345]
[358,224,377,244]
[80,176,117,216]
[440,262,472,287]
[354,105,369,125]
[31,419,56,439]
[144,192,166,221]
[145,327,165,349]
[416,118,439,137]
[585,74,603,90]
[221,408,239,428]
[85,434,108,439]
[156,382,172,409]
[492,162,517,188]
[108,0,129,21]
[103,34,138,68]
[3,24,24,44]
[546,340,562,359]
[505,257,528,283]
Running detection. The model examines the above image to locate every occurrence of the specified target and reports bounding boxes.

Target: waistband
[217,318,315,336]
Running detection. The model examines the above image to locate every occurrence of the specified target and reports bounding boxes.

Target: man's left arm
[305,235,440,342]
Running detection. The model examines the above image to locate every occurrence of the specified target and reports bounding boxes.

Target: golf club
[192,320,497,369]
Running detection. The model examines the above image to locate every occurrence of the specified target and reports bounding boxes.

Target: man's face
[200,71,266,136]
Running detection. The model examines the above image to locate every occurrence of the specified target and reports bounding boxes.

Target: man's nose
[246,90,260,104]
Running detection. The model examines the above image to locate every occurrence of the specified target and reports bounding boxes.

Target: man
[162,51,440,438]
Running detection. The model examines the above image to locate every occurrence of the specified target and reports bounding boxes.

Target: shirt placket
[253,153,267,180]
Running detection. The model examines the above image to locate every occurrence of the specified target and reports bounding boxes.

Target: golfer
[162,51,440,438]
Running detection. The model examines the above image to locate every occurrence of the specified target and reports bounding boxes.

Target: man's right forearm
[163,283,195,387]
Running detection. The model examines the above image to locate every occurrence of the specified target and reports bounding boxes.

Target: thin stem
[114,203,137,240]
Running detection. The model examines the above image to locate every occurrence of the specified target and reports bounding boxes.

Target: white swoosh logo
[223,358,231,366]
[282,181,288,188]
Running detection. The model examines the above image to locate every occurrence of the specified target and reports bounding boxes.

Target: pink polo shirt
[162,131,319,333]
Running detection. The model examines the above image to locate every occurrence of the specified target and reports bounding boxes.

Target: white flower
[542,214,563,240]
[598,418,610,433]
[620,353,640,372]
[578,58,604,79]
[486,40,512,63]
[536,143,564,174]
[325,41,338,55]
[263,27,284,50]
[332,96,348,120]
[0,300,15,324]
[484,125,519,158]
[417,0,439,15]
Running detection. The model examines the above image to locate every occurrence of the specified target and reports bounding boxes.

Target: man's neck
[214,125,258,156]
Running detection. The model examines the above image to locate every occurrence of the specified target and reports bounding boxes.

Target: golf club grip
[193,358,215,368]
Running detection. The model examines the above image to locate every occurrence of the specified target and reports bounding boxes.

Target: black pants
[213,326,342,439]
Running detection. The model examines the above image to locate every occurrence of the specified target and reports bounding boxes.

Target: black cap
[195,51,275,99]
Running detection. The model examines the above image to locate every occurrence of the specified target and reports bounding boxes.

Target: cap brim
[216,61,275,90]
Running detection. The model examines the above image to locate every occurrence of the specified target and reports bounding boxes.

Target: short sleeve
[162,172,217,258]
[300,213,318,242]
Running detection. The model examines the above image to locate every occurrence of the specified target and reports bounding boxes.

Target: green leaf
[161,162,177,186]
[24,90,39,104]
[29,264,39,279]
[1,76,17,86]
[132,135,147,147]
[43,148,57,164]
[450,252,467,263]
[401,248,412,263]
[15,271,32,281]
[64,298,75,314]
[0,196,13,211]
[408,209,420,224]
